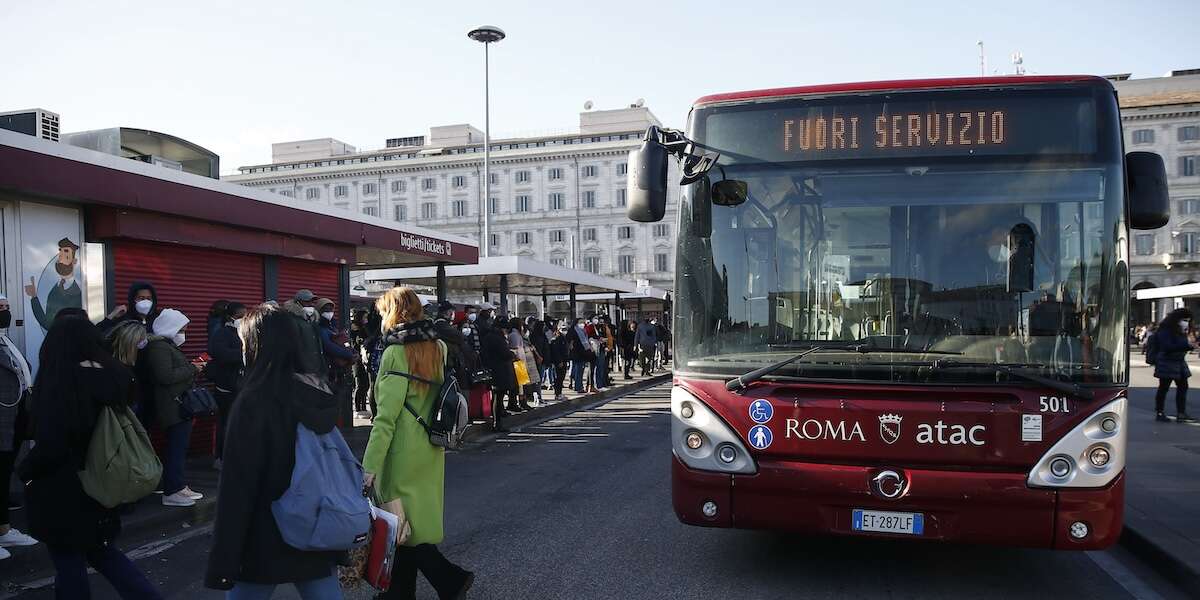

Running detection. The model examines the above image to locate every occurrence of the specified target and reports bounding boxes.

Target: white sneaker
[162,492,196,507]
[0,528,38,547]
[181,486,204,500]
[0,546,10,560]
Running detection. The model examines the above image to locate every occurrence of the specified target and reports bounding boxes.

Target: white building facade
[1112,70,1200,324]
[223,106,680,296]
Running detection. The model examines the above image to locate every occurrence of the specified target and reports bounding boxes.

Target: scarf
[574,324,589,348]
[0,335,31,393]
[383,319,438,347]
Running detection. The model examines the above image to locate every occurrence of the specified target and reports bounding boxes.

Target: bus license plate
[852,509,924,535]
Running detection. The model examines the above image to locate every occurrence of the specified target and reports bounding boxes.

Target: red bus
[627,76,1170,549]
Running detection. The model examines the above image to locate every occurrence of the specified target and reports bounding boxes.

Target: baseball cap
[294,289,315,302]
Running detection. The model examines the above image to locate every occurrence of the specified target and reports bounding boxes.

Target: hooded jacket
[99,281,160,334]
[282,299,327,376]
[206,375,343,589]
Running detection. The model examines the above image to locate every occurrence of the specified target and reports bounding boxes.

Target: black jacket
[206,376,343,589]
[206,323,242,392]
[99,281,160,334]
[432,319,472,387]
[478,321,517,391]
[548,335,570,364]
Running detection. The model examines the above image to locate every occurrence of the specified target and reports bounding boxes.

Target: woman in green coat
[142,308,203,508]
[363,287,473,600]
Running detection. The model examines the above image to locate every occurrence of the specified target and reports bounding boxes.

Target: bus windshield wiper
[726,344,850,392]
[932,359,1095,400]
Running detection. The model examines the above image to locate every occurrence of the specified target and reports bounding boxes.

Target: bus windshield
[674,84,1129,385]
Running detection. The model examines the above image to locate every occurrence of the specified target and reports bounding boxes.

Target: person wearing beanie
[142,309,203,507]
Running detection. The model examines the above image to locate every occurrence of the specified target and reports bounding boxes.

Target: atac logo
[878,414,902,445]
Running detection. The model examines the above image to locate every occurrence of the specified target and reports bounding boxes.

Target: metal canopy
[363,255,636,296]
[573,286,670,303]
[1136,283,1200,300]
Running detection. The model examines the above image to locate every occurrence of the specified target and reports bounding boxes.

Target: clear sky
[3,0,1197,174]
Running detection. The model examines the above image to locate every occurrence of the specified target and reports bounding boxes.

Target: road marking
[0,523,214,598]
[1086,550,1166,600]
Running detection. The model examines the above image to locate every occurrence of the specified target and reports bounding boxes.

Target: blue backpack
[272,424,371,551]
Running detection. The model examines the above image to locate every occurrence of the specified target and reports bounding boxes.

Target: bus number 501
[1040,396,1071,413]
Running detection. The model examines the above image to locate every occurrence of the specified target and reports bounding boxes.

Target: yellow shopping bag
[513,360,531,386]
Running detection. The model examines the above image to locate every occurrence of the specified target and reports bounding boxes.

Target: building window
[1182,198,1200,214]
[583,255,600,273]
[393,204,407,222]
[583,190,596,208]
[1180,126,1200,142]
[655,253,669,272]
[362,205,378,217]
[618,255,634,274]
[421,202,437,220]
[549,192,565,210]
[489,173,499,186]
[452,175,467,188]
[617,162,628,176]
[281,189,296,198]
[1134,234,1155,256]
[391,180,407,193]
[489,233,499,247]
[1131,129,1154,144]
[515,170,531,184]
[335,185,348,198]
[1182,156,1198,177]
[550,257,566,267]
[583,228,597,242]
[362,182,378,195]
[306,188,321,200]
[550,229,565,243]
[1176,232,1200,255]
[517,232,531,245]
[548,168,563,180]
[653,224,669,237]
[489,198,499,214]
[515,195,531,212]
[582,165,598,178]
[452,200,468,217]
[422,177,437,191]
[617,188,627,207]
[618,226,633,240]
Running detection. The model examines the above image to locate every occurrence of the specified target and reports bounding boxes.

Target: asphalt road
[5,382,1190,599]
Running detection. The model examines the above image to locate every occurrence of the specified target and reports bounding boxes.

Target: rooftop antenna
[1012,51,1025,76]
[977,41,986,77]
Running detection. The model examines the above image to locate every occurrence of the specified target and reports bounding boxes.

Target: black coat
[478,322,517,392]
[18,365,131,551]
[548,336,570,364]
[206,323,243,392]
[206,376,343,589]
[1153,328,1194,380]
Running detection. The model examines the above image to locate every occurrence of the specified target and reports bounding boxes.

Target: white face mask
[467,313,478,322]
[1181,320,1190,333]
[302,306,316,318]
[321,311,334,322]
[232,318,242,330]
[173,333,186,347]
[988,244,1009,262]
[135,299,153,315]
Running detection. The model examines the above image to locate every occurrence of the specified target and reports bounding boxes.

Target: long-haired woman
[1152,308,1197,422]
[364,287,473,600]
[205,304,345,598]
[18,316,162,599]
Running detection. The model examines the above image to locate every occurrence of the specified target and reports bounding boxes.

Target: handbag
[177,386,218,420]
[340,498,402,592]
[513,360,531,387]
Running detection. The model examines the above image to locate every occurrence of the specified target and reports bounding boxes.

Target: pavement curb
[1118,519,1200,596]
[461,373,672,447]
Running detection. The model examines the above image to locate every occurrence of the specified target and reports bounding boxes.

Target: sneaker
[162,492,196,507]
[1177,413,1196,423]
[181,486,204,500]
[0,528,38,547]
[1156,412,1170,422]
[0,546,10,561]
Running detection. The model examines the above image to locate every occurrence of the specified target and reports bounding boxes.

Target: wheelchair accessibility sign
[749,399,773,424]
[748,425,773,450]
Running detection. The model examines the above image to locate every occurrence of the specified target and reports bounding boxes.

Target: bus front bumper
[671,454,1124,550]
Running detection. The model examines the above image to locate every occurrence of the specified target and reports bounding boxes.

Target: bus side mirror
[712,180,748,206]
[690,176,712,238]
[1127,151,1169,230]
[627,139,668,223]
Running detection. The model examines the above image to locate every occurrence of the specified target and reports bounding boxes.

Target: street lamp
[468,25,505,258]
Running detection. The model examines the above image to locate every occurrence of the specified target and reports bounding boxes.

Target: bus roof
[693,75,1111,107]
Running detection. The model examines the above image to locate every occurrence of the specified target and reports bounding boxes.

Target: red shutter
[277,258,340,307]
[112,241,264,456]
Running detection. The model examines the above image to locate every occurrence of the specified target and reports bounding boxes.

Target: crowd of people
[1137,309,1196,423]
[0,280,670,598]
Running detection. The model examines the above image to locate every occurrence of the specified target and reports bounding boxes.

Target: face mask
[136,338,149,350]
[173,333,186,347]
[1181,320,1190,333]
[302,306,316,318]
[591,318,598,324]
[0,310,10,329]
[988,244,1009,262]
[232,318,243,330]
[321,311,334,322]
[467,313,478,322]
[135,299,153,315]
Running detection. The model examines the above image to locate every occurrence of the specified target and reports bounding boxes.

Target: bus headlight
[1028,397,1126,488]
[672,386,757,475]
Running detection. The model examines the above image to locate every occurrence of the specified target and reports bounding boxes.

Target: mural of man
[25,237,83,330]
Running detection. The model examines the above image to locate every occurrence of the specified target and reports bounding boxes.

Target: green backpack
[79,406,163,508]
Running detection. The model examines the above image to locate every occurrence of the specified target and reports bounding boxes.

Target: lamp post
[468,25,505,258]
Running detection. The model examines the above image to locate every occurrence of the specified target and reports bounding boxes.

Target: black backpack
[385,345,468,449]
[1145,334,1159,366]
